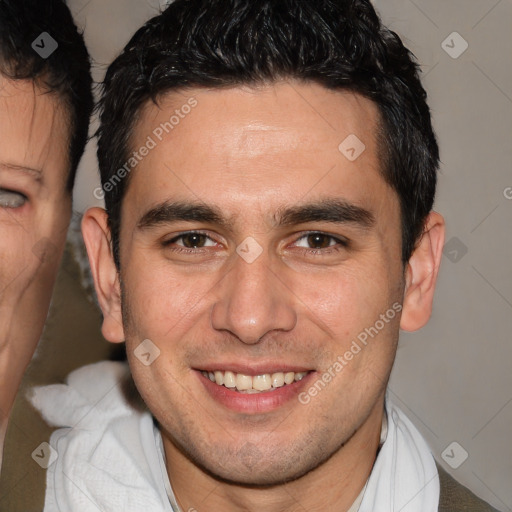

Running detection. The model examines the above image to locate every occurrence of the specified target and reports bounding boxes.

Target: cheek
[0,231,28,281]
[0,193,69,261]
[293,263,391,331]
[290,260,400,378]
[0,232,52,283]
[0,236,65,331]
[122,262,216,341]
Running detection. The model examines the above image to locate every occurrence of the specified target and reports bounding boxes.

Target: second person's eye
[0,189,27,209]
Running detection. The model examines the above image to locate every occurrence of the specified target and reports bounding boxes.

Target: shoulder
[28,360,144,428]
[28,361,171,511]
[436,461,502,512]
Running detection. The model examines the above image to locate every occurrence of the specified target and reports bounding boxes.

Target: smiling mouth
[200,370,311,394]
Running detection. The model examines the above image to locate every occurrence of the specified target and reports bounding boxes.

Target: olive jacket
[437,462,501,511]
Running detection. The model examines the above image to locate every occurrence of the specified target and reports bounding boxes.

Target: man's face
[116,83,406,485]
[0,77,71,411]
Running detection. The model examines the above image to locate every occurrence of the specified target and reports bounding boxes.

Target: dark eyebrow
[273,198,375,230]
[138,201,234,231]
[137,198,375,233]
[0,162,43,181]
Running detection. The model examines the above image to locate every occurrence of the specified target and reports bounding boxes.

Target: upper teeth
[201,370,308,392]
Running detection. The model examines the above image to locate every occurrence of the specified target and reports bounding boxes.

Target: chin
[205,463,311,489]
[182,442,326,489]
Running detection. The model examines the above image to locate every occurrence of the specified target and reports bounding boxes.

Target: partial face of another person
[0,77,71,421]
[85,82,443,487]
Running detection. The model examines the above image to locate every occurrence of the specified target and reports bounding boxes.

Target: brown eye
[180,233,208,248]
[163,231,217,250]
[306,233,334,249]
[291,232,349,256]
[294,232,347,249]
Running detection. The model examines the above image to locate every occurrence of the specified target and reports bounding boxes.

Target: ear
[400,211,445,332]
[81,207,125,343]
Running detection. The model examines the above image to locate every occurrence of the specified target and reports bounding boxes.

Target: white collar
[30,362,437,512]
[157,402,390,512]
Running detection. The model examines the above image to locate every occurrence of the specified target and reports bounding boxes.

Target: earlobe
[81,207,125,343]
[400,211,446,332]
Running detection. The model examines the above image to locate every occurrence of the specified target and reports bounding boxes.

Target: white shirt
[29,361,438,512]
[156,412,387,511]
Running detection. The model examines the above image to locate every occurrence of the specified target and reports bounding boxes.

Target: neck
[164,397,385,512]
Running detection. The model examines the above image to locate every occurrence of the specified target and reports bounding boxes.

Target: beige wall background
[3,0,510,510]
[74,0,512,509]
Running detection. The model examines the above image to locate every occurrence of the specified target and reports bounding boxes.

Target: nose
[210,249,297,345]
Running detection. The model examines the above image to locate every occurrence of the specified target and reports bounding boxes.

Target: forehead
[125,82,395,227]
[137,82,381,158]
[0,77,70,177]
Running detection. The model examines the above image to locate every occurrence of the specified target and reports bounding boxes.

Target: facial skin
[83,82,445,511]
[0,77,71,462]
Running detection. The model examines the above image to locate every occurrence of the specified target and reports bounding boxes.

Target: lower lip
[196,371,315,414]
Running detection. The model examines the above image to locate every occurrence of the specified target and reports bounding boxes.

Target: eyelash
[162,230,349,256]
